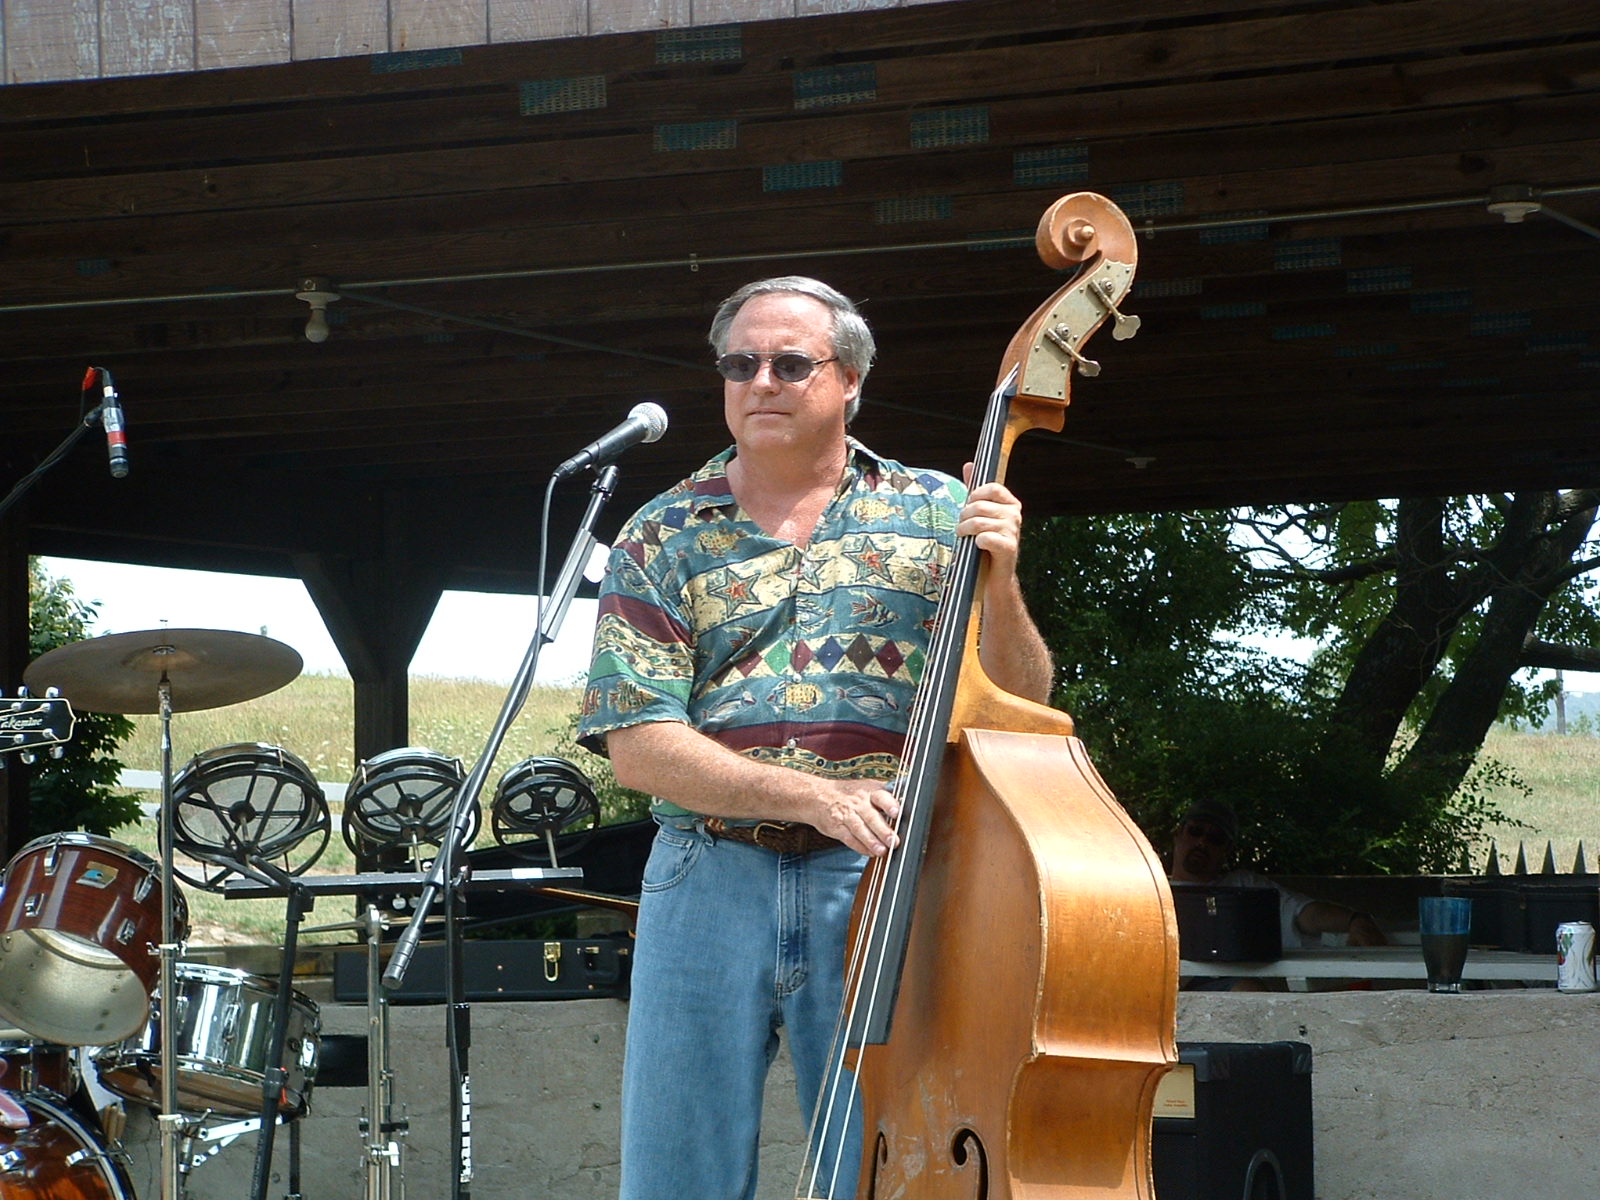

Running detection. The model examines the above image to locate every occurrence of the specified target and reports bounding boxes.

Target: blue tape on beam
[763,161,843,191]
[371,49,463,73]
[520,76,608,115]
[794,63,877,110]
[874,196,953,223]
[657,26,742,64]
[1013,145,1089,187]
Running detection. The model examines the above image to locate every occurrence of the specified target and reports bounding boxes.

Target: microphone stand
[0,402,112,520]
[382,464,618,1200]
[241,855,309,1200]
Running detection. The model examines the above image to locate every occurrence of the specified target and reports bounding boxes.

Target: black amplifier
[334,936,632,1004]
[1153,1040,1314,1200]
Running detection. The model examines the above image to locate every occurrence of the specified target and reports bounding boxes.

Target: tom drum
[0,833,188,1046]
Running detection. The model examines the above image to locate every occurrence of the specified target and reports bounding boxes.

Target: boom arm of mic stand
[383,465,619,990]
[0,410,98,521]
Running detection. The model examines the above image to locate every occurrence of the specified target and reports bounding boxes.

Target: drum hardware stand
[155,674,192,1200]
[382,464,618,1200]
[361,902,407,1200]
[170,1112,295,1190]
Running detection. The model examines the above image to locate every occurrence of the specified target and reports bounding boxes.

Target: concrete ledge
[118,989,1600,1199]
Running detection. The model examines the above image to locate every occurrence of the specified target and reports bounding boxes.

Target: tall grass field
[106,673,1600,945]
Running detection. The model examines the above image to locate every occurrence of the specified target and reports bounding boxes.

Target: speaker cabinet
[1153,1041,1313,1200]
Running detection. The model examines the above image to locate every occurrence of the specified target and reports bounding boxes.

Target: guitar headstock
[0,690,77,766]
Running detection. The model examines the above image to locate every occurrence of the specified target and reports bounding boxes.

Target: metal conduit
[2,183,1597,319]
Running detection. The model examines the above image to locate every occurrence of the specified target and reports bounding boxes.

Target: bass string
[797,371,1018,1199]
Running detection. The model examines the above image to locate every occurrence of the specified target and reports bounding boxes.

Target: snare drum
[0,832,188,1046]
[0,1088,133,1200]
[93,962,320,1117]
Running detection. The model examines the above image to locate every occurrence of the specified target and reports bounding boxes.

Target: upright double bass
[802,193,1179,1200]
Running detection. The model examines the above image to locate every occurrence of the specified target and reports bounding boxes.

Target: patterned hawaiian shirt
[577,439,965,819]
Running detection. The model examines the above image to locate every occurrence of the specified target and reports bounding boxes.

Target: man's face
[1171,816,1232,883]
[721,292,860,457]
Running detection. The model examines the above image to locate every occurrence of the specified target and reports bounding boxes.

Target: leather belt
[704,818,843,855]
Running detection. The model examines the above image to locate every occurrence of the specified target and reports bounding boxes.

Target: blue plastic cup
[1418,897,1472,993]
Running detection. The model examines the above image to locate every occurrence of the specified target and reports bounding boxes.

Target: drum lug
[133,873,155,903]
[22,893,42,918]
[0,1147,22,1172]
[116,917,139,945]
[42,841,61,874]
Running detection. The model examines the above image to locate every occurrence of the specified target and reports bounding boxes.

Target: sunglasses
[1183,821,1231,848]
[715,352,839,384]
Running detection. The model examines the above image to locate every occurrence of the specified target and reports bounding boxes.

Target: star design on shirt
[845,534,894,583]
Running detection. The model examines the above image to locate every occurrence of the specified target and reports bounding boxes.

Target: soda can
[1555,921,1597,992]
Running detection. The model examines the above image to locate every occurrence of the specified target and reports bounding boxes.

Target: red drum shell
[0,833,188,1045]
[0,1036,79,1099]
[0,1089,132,1200]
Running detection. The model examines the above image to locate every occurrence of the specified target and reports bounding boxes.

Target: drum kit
[5,628,316,1200]
[3,627,604,1200]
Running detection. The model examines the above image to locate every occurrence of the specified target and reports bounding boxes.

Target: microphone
[89,366,129,479]
[552,402,667,481]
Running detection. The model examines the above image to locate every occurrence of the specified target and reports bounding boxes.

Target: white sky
[41,557,599,687]
[39,557,1596,700]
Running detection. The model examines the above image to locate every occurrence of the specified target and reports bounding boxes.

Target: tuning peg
[19,751,36,765]
[49,746,65,760]
[1094,278,1142,341]
[1043,324,1101,377]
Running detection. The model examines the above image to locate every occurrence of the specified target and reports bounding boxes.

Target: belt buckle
[752,821,793,851]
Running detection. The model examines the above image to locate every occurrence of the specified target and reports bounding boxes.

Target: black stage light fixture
[489,755,601,865]
[342,746,475,866]
[169,742,330,890]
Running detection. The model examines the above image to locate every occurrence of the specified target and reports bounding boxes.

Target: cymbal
[24,628,303,714]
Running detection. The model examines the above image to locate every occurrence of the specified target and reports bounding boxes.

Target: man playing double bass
[578,275,1054,1200]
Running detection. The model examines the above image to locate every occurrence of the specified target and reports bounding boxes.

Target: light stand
[382,464,619,1200]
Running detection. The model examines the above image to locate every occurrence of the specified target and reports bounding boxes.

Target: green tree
[1019,490,1600,874]
[26,561,140,836]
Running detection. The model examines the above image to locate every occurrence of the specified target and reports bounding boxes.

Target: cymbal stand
[155,674,191,1200]
[361,903,407,1200]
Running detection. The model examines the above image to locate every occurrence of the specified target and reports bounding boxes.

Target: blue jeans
[619,822,866,1200]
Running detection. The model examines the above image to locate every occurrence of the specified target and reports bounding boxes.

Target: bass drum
[0,1088,132,1200]
[0,832,187,1046]
[93,962,320,1117]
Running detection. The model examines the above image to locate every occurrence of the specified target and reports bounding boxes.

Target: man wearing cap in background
[1170,799,1387,950]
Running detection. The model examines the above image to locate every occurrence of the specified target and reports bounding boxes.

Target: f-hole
[950,1127,989,1199]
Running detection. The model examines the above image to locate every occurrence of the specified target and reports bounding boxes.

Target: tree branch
[1520,639,1600,673]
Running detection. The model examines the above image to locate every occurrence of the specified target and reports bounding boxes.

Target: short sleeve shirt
[576,439,965,820]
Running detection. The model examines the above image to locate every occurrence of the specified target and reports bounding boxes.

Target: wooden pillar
[0,503,33,858]
[295,550,447,767]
